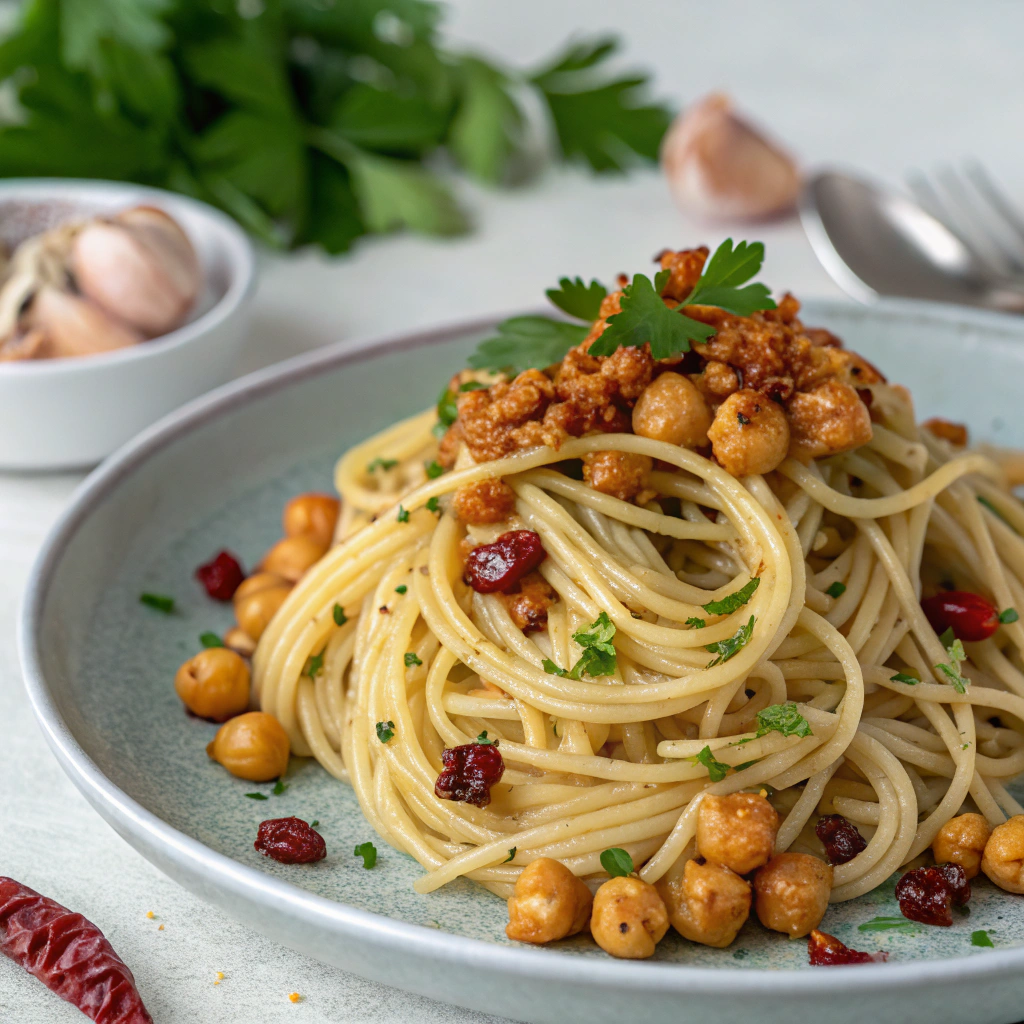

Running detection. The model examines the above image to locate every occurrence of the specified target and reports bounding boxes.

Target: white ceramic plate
[19,301,1024,1024]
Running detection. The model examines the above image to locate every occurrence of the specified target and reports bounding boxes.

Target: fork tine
[963,161,1024,250]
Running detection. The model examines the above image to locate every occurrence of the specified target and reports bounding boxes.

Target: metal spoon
[800,170,1024,313]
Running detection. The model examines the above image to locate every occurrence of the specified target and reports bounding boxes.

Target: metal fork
[907,162,1024,279]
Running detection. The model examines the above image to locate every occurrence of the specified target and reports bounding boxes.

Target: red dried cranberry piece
[935,862,971,905]
[921,591,1000,642]
[464,530,546,594]
[196,550,245,601]
[896,865,962,926]
[815,814,868,866]
[254,818,326,864]
[807,929,887,966]
[435,742,505,807]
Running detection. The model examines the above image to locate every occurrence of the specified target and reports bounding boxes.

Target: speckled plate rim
[18,299,1024,1010]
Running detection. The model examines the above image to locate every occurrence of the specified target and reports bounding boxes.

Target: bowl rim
[0,178,255,376]
[18,297,1024,1000]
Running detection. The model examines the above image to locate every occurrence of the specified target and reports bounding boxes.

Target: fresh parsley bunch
[0,1,671,252]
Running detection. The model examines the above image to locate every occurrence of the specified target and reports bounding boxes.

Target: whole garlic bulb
[27,286,142,359]
[71,206,201,337]
[661,93,800,221]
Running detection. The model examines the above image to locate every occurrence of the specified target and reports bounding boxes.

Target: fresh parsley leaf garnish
[397,506,410,523]
[200,631,223,648]
[858,916,919,933]
[753,703,812,739]
[395,585,408,595]
[826,581,847,599]
[686,617,707,629]
[333,604,347,626]
[354,841,377,869]
[459,380,487,392]
[505,847,517,863]
[404,652,423,667]
[971,929,995,947]
[367,457,398,473]
[683,240,776,315]
[702,578,760,616]
[304,647,326,679]
[425,460,445,479]
[245,792,268,801]
[272,780,288,796]
[692,745,730,782]
[476,731,498,745]
[542,658,568,676]
[310,820,319,828]
[376,721,395,743]
[600,847,634,877]
[568,611,617,679]
[999,608,1019,624]
[436,388,458,429]
[140,593,175,613]
[468,316,590,374]
[545,277,607,320]
[426,496,441,514]
[890,672,920,685]
[705,615,755,668]
[935,634,968,694]
[733,759,762,772]
[939,627,956,647]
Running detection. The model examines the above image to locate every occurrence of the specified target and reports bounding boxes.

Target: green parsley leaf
[404,652,423,667]
[200,631,223,648]
[140,592,175,613]
[333,604,347,626]
[425,460,445,479]
[395,585,408,595]
[272,780,288,796]
[468,316,589,374]
[542,658,568,676]
[426,496,441,514]
[397,506,410,523]
[705,616,756,668]
[939,627,956,647]
[304,647,326,680]
[476,731,498,745]
[978,495,1009,524]
[436,387,458,429]
[459,381,487,392]
[692,745,730,782]
[245,792,268,801]
[890,672,920,685]
[685,617,707,629]
[999,608,1019,624]
[568,611,617,679]
[504,847,517,863]
[683,240,777,315]
[935,634,968,694]
[600,847,634,877]
[755,703,812,739]
[971,929,995,947]
[545,277,607,321]
[826,581,847,599]
[702,578,760,616]
[858,916,919,933]
[354,841,378,869]
[367,457,398,473]
[733,759,762,772]
[310,820,319,828]
[376,721,395,743]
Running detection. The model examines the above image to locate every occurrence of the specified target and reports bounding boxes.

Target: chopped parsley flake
[376,721,395,743]
[426,496,441,513]
[310,820,319,828]
[333,604,347,626]
[826,581,847,599]
[686,616,706,629]
[702,578,760,616]
[971,929,994,947]
[568,611,617,679]
[858,916,919,933]
[404,652,423,667]
[354,841,377,869]
[425,460,445,479]
[476,731,498,745]
[459,380,487,392]
[395,585,408,594]
[397,505,410,523]
[304,647,326,679]
[505,847,517,863]
[542,658,567,676]
[705,615,755,667]
[890,671,919,685]
[753,703,812,740]
[692,745,730,782]
[935,632,968,694]
[733,759,761,772]
[272,780,289,796]
[436,387,458,429]
[200,631,223,648]
[737,412,750,425]
[245,792,268,801]
[367,457,398,473]
[999,608,1019,624]
[600,847,634,877]
[140,592,175,613]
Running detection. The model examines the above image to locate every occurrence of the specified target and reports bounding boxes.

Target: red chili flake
[0,876,153,1023]
[464,530,546,594]
[195,550,245,601]
[254,818,327,864]
[921,591,1000,642]
[815,814,868,866]
[895,864,970,926]
[808,929,887,966]
[435,742,505,807]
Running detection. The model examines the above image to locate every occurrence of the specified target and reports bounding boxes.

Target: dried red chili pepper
[435,742,505,807]
[807,929,887,966]
[815,814,868,866]
[254,818,327,864]
[895,864,970,926]
[0,877,152,1023]
[921,591,1000,643]
[464,530,546,594]
[195,550,245,601]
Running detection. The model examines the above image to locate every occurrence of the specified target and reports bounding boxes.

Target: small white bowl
[0,179,255,470]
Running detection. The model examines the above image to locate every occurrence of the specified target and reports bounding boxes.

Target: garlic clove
[0,327,50,362]
[661,93,800,221]
[27,286,142,359]
[71,205,201,338]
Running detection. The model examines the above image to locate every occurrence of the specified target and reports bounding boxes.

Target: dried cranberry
[196,550,245,601]
[921,591,1000,642]
[254,818,327,864]
[815,814,868,866]
[895,865,970,926]
[435,742,505,807]
[464,530,546,594]
[807,929,887,966]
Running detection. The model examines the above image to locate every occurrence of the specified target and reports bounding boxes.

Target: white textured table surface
[3,2,1024,1020]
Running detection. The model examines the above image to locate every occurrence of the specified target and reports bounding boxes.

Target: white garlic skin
[27,286,142,359]
[71,206,201,337]
[661,93,800,221]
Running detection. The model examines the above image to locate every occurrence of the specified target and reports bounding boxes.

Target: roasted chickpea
[590,876,669,959]
[753,853,832,938]
[506,858,593,944]
[206,711,290,782]
[981,815,1024,893]
[174,647,250,722]
[260,535,328,583]
[223,626,256,658]
[233,572,292,640]
[787,381,872,461]
[933,813,991,880]
[697,792,779,875]
[658,858,750,948]
[282,492,340,548]
[631,372,712,449]
[707,389,790,477]
[452,478,516,525]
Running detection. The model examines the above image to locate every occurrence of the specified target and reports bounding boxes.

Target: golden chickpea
[658,858,750,948]
[631,372,712,449]
[223,626,256,658]
[506,858,593,944]
[206,711,290,782]
[260,535,328,583]
[590,876,669,959]
[282,492,340,548]
[175,647,250,722]
[933,813,991,880]
[697,792,779,876]
[753,853,832,938]
[981,815,1024,893]
[233,572,292,640]
[707,389,790,477]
